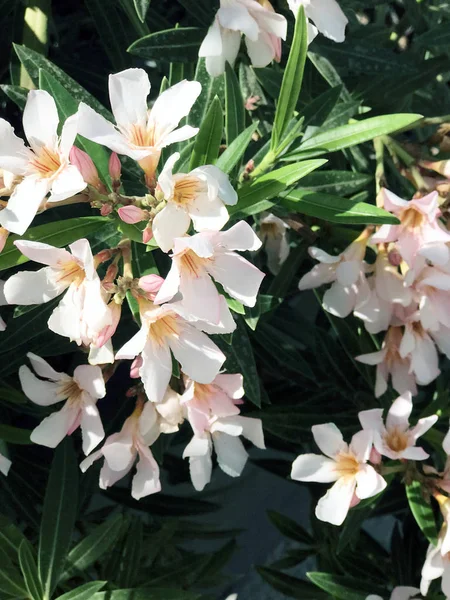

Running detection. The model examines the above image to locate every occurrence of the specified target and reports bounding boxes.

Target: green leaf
[63,514,123,580]
[39,439,79,599]
[230,159,327,218]
[271,8,308,150]
[134,0,150,22]
[0,84,28,110]
[189,96,223,169]
[406,480,438,546]
[55,582,107,600]
[85,0,130,70]
[18,541,44,600]
[0,559,28,599]
[267,511,314,545]
[128,27,205,63]
[0,515,28,558]
[281,190,400,225]
[0,217,106,271]
[189,58,225,129]
[215,122,258,175]
[0,425,31,445]
[285,113,423,159]
[117,517,143,588]
[224,62,245,146]
[257,567,326,600]
[92,589,200,600]
[300,85,342,128]
[307,572,386,600]
[13,44,111,119]
[296,170,372,195]
[39,69,110,183]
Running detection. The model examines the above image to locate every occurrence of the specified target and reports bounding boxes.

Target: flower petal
[30,405,78,448]
[109,68,150,129]
[291,453,339,483]
[312,423,347,458]
[0,119,30,175]
[115,324,148,360]
[386,392,413,431]
[170,325,225,384]
[80,402,105,455]
[355,464,386,499]
[214,373,244,399]
[315,477,356,526]
[23,90,59,150]
[0,176,49,235]
[152,202,191,253]
[19,365,63,406]
[48,165,86,203]
[208,251,264,307]
[358,408,384,433]
[27,352,63,381]
[73,364,106,399]
[213,431,248,477]
[131,442,161,499]
[217,221,262,251]
[139,339,173,403]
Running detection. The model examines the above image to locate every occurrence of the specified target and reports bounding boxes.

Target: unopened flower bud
[388,248,402,267]
[100,204,113,216]
[95,302,122,347]
[142,224,153,244]
[70,146,101,189]
[139,274,164,297]
[369,447,382,465]
[130,355,143,379]
[109,152,122,191]
[118,205,146,224]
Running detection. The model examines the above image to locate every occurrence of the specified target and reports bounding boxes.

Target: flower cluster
[0,67,266,498]
[299,188,450,398]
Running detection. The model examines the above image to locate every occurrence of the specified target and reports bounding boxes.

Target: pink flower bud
[118,205,146,224]
[139,274,164,296]
[95,302,121,347]
[130,355,143,379]
[388,248,402,267]
[369,447,382,465]
[109,152,122,181]
[95,248,113,263]
[142,224,153,243]
[70,146,100,188]
[0,228,9,253]
[100,204,113,216]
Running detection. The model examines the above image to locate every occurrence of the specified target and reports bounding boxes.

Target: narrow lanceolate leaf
[189,96,223,169]
[215,122,258,174]
[267,511,314,546]
[0,217,106,271]
[271,7,308,150]
[257,566,327,600]
[0,84,28,110]
[406,480,438,546]
[128,27,205,63]
[39,69,110,184]
[307,572,386,600]
[281,190,400,224]
[92,589,201,600]
[18,541,44,600]
[230,159,327,218]
[0,425,31,444]
[133,0,150,22]
[54,582,107,600]
[224,62,245,145]
[39,439,79,599]
[62,514,123,580]
[284,113,423,159]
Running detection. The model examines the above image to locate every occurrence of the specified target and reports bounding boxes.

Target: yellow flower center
[58,379,83,404]
[54,260,85,287]
[401,206,424,230]
[29,146,62,178]
[179,249,210,278]
[149,314,180,346]
[260,222,280,239]
[335,452,360,478]
[129,123,155,148]
[173,177,201,206]
[384,427,409,453]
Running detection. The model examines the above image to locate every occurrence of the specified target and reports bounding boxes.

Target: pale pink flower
[409,265,450,332]
[287,0,348,43]
[421,533,450,599]
[258,213,290,275]
[154,222,264,325]
[199,0,287,77]
[299,229,371,318]
[115,298,232,403]
[4,239,113,363]
[80,399,162,499]
[152,153,237,253]
[182,374,265,491]
[366,588,421,600]
[77,68,201,178]
[19,353,105,455]
[356,327,417,398]
[372,189,450,269]
[291,424,387,526]
[0,451,11,476]
[0,90,86,235]
[358,392,437,461]
[399,320,441,387]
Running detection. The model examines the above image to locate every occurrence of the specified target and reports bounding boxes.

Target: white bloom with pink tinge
[421,533,450,599]
[399,321,441,387]
[77,68,201,176]
[258,212,290,275]
[115,299,231,404]
[153,152,237,252]
[291,424,387,526]
[366,587,421,600]
[358,392,437,461]
[4,239,114,364]
[19,353,105,455]
[181,374,265,491]
[356,327,417,398]
[154,221,264,325]
[288,0,348,43]
[298,230,370,318]
[80,400,163,500]
[411,265,450,332]
[372,189,450,270]
[0,90,86,235]
[199,0,287,77]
